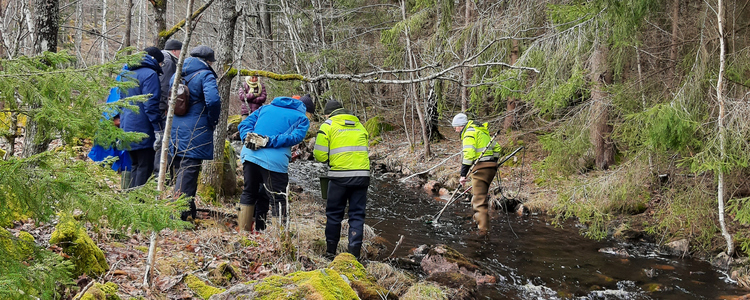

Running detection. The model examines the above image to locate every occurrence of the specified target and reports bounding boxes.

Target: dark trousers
[128,148,155,188]
[325,177,369,257]
[174,156,202,220]
[240,161,288,230]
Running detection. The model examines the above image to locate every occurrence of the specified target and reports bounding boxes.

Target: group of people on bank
[94,40,502,260]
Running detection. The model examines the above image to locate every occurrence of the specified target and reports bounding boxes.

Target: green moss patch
[185,274,225,299]
[79,282,120,300]
[328,253,396,299]
[49,216,109,277]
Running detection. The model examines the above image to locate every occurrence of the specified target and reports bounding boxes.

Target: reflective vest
[313,113,370,177]
[460,120,501,165]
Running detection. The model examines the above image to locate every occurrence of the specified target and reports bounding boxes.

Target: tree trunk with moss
[150,0,167,49]
[201,0,238,200]
[589,42,614,170]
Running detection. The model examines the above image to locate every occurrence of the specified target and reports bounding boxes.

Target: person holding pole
[452,113,503,232]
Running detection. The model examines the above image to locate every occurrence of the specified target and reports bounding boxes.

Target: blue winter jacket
[238,97,310,173]
[119,55,163,151]
[169,57,221,160]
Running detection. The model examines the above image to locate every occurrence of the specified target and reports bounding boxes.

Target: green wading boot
[238,204,255,232]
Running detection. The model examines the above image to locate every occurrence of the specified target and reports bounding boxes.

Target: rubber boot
[474,211,489,231]
[238,204,255,232]
[325,242,338,260]
[348,244,362,260]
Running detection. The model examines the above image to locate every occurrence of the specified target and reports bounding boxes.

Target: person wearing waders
[236,96,312,232]
[453,113,502,232]
[313,100,370,260]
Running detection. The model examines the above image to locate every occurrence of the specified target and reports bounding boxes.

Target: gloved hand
[153,131,163,151]
[459,176,467,186]
[244,132,269,150]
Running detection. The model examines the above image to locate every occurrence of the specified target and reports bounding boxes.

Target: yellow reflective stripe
[462,159,473,164]
[314,144,329,152]
[328,170,370,177]
[330,146,368,155]
[478,156,496,162]
[463,145,476,150]
[324,119,333,125]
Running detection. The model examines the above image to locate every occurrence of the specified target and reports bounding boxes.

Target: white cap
[452,113,468,127]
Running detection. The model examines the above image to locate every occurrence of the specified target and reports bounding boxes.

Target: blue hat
[189,45,216,62]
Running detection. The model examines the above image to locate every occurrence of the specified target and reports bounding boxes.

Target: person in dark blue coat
[236,96,312,231]
[169,45,221,221]
[119,47,164,188]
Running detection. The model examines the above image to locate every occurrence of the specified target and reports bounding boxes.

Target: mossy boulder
[329,253,397,300]
[79,282,120,300]
[197,140,238,202]
[49,217,109,277]
[0,229,35,260]
[210,269,358,300]
[185,274,226,299]
[209,262,238,286]
[0,186,33,227]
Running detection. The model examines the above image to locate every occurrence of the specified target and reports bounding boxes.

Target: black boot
[326,242,338,260]
[348,245,361,260]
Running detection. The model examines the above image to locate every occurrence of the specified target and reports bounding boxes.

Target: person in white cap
[452,113,502,232]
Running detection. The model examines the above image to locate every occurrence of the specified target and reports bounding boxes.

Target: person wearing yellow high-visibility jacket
[314,100,370,260]
[452,113,502,232]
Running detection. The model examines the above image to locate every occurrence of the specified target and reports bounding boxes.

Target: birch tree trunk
[100,0,107,64]
[74,0,83,63]
[715,0,733,257]
[149,0,198,288]
[202,0,239,200]
[589,42,614,170]
[22,0,58,158]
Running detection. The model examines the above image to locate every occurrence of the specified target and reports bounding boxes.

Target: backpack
[174,70,207,116]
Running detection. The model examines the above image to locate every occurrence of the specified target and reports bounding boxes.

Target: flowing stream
[289,161,745,299]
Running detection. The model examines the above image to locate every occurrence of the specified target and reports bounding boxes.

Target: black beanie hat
[299,94,314,113]
[324,100,343,115]
[144,46,164,63]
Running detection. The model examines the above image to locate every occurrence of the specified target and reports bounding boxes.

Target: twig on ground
[388,235,405,258]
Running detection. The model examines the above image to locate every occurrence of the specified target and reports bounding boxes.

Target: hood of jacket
[269,96,306,113]
[460,120,490,138]
[128,54,163,75]
[328,109,360,125]
[182,57,216,77]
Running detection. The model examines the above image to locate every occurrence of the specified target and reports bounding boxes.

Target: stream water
[289,161,745,299]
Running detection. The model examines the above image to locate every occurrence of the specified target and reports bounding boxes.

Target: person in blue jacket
[236,96,312,232]
[119,46,164,188]
[169,45,222,221]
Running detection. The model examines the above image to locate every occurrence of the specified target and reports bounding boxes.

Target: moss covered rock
[329,253,397,300]
[79,282,120,300]
[49,217,109,277]
[186,274,226,299]
[0,229,35,260]
[210,269,358,300]
[209,262,238,286]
